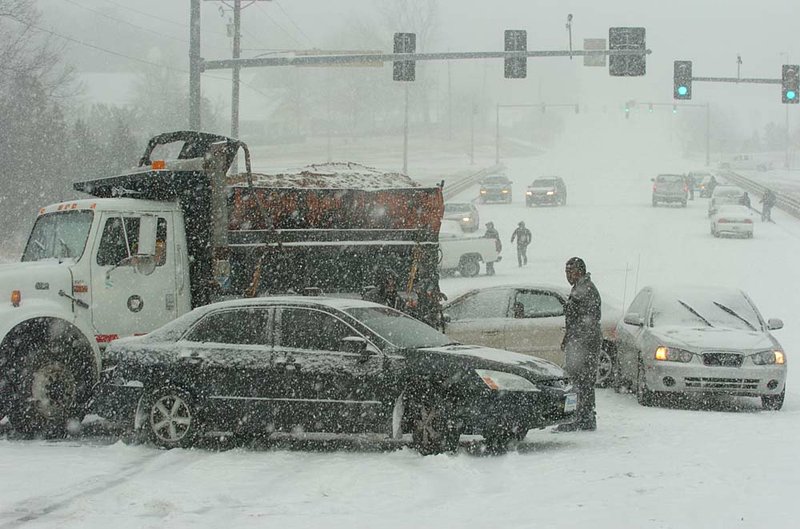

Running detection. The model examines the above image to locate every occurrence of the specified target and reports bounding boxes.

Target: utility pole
[232,0,242,142]
[189,0,201,130]
[706,103,711,167]
[403,84,409,175]
[786,105,790,170]
[495,103,500,165]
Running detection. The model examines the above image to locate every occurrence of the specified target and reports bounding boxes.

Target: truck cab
[0,197,190,433]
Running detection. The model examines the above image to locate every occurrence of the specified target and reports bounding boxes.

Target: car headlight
[501,189,509,194]
[461,217,471,222]
[751,350,785,365]
[654,346,694,363]
[546,191,555,195]
[480,189,487,194]
[525,191,532,196]
[475,369,540,392]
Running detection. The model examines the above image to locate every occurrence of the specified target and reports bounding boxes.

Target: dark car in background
[443,202,480,232]
[525,177,567,207]
[479,175,513,204]
[93,297,576,454]
[652,174,688,207]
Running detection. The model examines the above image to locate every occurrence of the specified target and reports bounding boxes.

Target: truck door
[90,212,178,342]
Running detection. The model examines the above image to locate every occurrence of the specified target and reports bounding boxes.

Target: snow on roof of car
[230,162,423,190]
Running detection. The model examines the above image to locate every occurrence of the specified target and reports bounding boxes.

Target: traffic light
[673,60,692,100]
[672,104,678,114]
[782,64,799,104]
[609,27,646,76]
[393,33,416,81]
[574,104,580,114]
[624,101,630,119]
[504,30,527,79]
[648,103,653,112]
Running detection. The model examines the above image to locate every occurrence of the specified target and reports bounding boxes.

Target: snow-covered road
[2,129,800,527]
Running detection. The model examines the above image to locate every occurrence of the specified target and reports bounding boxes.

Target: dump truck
[0,131,444,433]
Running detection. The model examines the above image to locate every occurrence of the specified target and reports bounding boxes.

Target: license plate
[564,393,577,413]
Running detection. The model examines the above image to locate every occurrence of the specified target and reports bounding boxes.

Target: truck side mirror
[135,215,158,276]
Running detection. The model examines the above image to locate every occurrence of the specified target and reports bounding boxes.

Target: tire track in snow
[0,449,194,528]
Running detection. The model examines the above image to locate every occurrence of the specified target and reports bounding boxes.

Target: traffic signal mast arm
[202,48,652,70]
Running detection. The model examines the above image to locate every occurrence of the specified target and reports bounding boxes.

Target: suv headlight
[525,191,532,196]
[654,346,694,363]
[751,350,785,365]
[475,369,539,392]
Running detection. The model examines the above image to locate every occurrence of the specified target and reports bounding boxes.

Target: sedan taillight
[718,219,730,224]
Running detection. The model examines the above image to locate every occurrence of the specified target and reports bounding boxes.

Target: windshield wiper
[712,301,757,331]
[677,300,714,327]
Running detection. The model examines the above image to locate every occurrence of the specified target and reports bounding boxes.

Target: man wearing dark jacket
[510,221,532,267]
[555,257,602,432]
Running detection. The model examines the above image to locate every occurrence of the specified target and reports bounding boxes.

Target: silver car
[708,185,744,217]
[615,286,786,410]
[443,285,621,386]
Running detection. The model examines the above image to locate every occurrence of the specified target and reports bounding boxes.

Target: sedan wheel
[411,399,460,455]
[636,359,657,407]
[146,387,198,449]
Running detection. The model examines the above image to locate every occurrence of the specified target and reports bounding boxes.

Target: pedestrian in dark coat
[554,257,602,433]
[760,190,777,222]
[363,269,403,310]
[740,191,751,209]
[483,222,501,276]
[510,221,532,267]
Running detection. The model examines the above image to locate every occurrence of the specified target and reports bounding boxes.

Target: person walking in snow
[554,257,602,433]
[483,222,501,276]
[510,221,532,267]
[739,191,751,209]
[760,189,777,222]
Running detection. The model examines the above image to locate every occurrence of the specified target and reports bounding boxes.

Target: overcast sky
[38,0,800,136]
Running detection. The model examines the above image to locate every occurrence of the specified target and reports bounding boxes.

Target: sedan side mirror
[623,312,644,326]
[339,336,380,359]
[767,318,784,330]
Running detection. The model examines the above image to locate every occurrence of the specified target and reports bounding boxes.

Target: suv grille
[702,353,743,367]
[684,377,759,390]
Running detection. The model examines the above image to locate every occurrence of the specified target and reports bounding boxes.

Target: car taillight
[683,185,688,193]
[744,219,753,224]
[652,184,657,192]
[718,219,730,223]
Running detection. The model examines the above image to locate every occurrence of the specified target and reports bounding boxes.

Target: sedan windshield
[22,211,94,262]
[346,306,454,349]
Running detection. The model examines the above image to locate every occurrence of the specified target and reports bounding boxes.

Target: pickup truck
[438,221,500,277]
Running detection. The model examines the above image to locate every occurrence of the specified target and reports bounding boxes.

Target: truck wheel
[458,257,481,277]
[144,386,199,449]
[8,340,91,436]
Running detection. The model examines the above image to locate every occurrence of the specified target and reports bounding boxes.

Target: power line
[274,0,315,47]
[254,1,303,46]
[61,0,188,44]
[95,0,232,44]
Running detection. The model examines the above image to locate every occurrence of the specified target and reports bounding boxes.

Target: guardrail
[442,164,506,200]
[720,170,800,219]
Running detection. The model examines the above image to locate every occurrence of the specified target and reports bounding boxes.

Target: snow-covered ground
[2,122,800,527]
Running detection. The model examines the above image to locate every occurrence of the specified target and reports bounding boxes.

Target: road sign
[583,38,606,67]
[609,27,646,76]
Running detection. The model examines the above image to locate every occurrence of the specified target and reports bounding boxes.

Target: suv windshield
[346,306,453,349]
[482,176,509,185]
[444,203,471,213]
[22,211,94,262]
[656,175,684,184]
[531,179,556,187]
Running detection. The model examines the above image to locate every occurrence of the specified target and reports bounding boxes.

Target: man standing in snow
[760,189,777,222]
[483,222,501,276]
[555,257,602,433]
[510,221,532,267]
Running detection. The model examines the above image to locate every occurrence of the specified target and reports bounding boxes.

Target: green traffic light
[788,90,797,100]
[677,86,688,96]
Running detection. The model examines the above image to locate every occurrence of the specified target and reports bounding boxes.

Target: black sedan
[92,297,576,454]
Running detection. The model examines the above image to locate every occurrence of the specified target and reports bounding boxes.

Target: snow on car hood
[420,344,565,379]
[650,325,779,352]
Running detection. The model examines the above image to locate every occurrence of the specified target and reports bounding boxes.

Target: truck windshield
[22,211,94,262]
